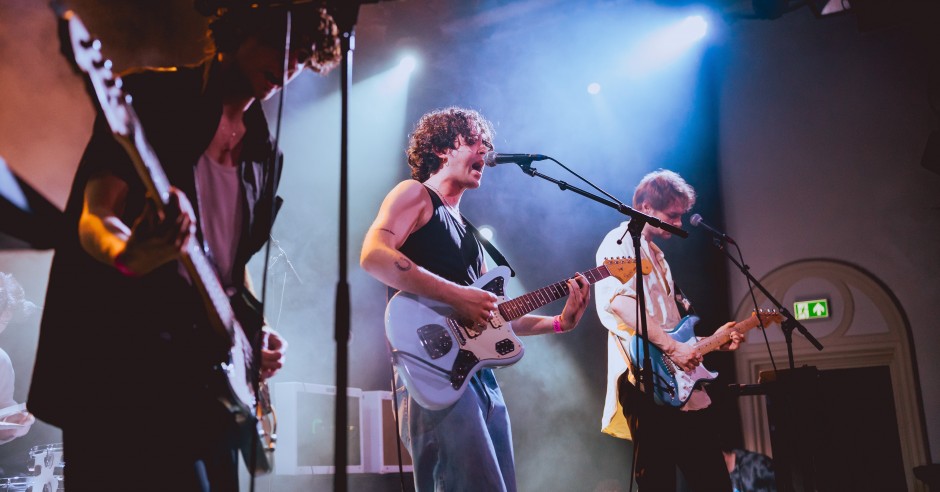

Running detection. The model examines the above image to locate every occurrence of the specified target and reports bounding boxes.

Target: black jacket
[29,60,283,428]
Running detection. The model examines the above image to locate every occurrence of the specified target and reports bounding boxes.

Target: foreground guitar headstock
[602,256,653,284]
[57,8,130,138]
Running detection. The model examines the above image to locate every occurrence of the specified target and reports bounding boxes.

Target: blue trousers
[396,369,517,492]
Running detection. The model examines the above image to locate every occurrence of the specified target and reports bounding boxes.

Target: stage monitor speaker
[272,382,364,475]
[361,391,413,474]
[759,366,906,492]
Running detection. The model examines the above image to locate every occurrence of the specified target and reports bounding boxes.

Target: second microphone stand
[511,158,686,404]
[711,240,823,368]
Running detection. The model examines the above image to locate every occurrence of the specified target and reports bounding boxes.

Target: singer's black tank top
[395,183,484,293]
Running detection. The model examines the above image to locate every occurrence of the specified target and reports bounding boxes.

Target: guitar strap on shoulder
[461,216,516,278]
[673,283,696,318]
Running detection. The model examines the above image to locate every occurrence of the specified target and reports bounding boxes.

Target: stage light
[625,13,710,76]
[680,15,708,42]
[478,226,494,241]
[398,55,417,74]
[587,82,601,95]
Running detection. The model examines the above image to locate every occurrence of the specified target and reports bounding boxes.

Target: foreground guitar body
[386,258,647,410]
[386,266,520,411]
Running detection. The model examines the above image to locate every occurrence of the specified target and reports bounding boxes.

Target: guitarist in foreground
[360,107,591,492]
[594,170,743,491]
[29,3,340,490]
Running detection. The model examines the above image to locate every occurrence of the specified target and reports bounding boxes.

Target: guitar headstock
[602,257,653,284]
[56,8,130,137]
[752,308,784,327]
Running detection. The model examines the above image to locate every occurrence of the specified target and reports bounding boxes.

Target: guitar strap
[673,283,696,318]
[461,216,516,278]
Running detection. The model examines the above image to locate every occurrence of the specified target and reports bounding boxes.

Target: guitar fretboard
[497,265,611,321]
[691,310,780,355]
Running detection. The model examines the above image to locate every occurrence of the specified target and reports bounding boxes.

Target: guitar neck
[119,107,237,342]
[497,265,611,321]
[692,317,759,355]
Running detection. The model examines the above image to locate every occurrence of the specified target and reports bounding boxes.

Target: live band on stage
[4,1,937,492]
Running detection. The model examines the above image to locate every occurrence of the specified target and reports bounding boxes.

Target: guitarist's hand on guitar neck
[713,321,744,351]
[260,327,287,380]
[556,274,591,333]
[106,186,196,276]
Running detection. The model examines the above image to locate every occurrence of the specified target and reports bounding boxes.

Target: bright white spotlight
[398,55,417,74]
[478,226,494,242]
[625,13,710,76]
[587,82,601,95]
[680,15,708,42]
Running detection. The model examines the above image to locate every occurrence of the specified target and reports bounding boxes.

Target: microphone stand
[511,159,685,406]
[324,3,398,489]
[708,239,823,367]
[708,239,824,492]
[328,3,362,491]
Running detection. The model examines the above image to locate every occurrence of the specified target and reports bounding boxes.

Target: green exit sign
[794,299,829,320]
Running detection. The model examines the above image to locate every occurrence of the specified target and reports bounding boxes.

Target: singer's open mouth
[471,161,484,172]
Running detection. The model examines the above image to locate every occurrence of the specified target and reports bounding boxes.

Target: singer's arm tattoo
[394,257,412,272]
[378,228,396,236]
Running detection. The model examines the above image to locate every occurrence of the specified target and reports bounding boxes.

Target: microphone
[483,151,548,167]
[689,214,736,245]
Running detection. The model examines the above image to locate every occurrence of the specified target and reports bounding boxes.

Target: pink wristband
[552,315,563,333]
[113,252,139,277]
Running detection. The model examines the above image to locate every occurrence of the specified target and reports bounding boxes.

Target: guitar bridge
[662,354,677,377]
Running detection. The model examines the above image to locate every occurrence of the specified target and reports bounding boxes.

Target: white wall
[718,7,940,462]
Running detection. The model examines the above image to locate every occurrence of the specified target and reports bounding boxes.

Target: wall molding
[733,258,929,491]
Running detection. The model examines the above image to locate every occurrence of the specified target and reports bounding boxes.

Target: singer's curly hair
[200,1,341,74]
[633,169,697,212]
[406,107,495,182]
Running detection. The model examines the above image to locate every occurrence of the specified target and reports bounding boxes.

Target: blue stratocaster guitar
[386,257,651,410]
[626,309,783,408]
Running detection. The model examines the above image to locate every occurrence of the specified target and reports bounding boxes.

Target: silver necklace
[424,182,461,219]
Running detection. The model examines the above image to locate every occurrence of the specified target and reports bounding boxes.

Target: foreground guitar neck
[497,264,611,321]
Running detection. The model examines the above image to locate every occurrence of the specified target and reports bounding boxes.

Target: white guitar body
[384,258,646,411]
[385,266,521,411]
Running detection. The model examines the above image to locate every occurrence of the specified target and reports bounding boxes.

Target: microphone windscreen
[689,213,703,227]
[483,151,498,167]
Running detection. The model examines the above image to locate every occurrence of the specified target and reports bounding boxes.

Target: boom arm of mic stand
[514,159,685,401]
[714,244,824,359]
[515,161,687,237]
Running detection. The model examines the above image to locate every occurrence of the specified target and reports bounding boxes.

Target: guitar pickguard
[479,275,505,297]
[450,349,480,389]
[417,323,453,360]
